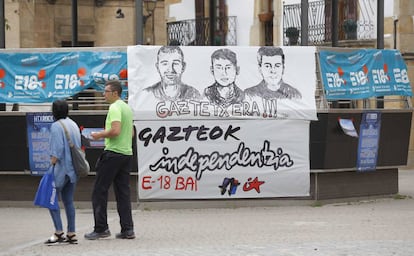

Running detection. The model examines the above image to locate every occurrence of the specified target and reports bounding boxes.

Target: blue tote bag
[33,166,59,210]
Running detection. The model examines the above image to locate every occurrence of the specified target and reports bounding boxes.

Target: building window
[61,41,94,47]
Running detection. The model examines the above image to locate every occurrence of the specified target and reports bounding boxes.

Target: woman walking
[45,99,81,244]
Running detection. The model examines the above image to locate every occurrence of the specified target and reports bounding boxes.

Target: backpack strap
[58,120,74,148]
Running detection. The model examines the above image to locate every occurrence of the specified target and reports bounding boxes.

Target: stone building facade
[391,0,414,167]
[3,0,414,168]
[4,0,166,48]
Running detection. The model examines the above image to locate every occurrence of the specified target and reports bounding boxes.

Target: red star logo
[243,177,265,193]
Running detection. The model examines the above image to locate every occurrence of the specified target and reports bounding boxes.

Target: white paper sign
[127,46,317,121]
[135,119,310,199]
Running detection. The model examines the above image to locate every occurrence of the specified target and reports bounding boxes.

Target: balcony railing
[167,16,237,46]
[283,0,375,45]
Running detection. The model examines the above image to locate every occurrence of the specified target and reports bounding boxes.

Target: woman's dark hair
[52,100,69,120]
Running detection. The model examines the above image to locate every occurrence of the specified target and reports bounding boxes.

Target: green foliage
[311,201,323,207]
[285,27,299,38]
[393,194,410,200]
[5,18,11,30]
[343,19,357,33]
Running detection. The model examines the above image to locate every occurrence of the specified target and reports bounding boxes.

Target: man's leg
[113,155,134,233]
[91,152,118,232]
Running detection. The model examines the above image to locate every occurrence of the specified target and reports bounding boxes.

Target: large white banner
[135,119,310,199]
[127,46,317,121]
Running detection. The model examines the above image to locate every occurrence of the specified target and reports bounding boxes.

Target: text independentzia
[151,141,293,180]
[138,125,294,181]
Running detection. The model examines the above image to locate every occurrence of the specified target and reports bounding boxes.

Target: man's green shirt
[104,99,133,155]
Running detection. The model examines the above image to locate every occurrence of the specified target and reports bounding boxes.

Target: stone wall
[395,0,414,169]
[5,0,166,48]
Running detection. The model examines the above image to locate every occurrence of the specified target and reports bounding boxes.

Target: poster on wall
[127,46,317,121]
[81,128,105,148]
[135,119,310,199]
[26,112,54,175]
[357,111,381,171]
[319,49,412,100]
[26,112,104,174]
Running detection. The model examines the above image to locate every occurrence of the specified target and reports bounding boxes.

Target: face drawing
[211,58,238,87]
[260,55,284,87]
[156,50,185,86]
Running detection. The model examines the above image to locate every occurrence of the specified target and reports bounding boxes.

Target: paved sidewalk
[1,169,414,256]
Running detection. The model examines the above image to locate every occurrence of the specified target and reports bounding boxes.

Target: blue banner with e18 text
[319,49,412,100]
[0,51,127,103]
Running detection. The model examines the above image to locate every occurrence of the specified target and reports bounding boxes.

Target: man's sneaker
[115,230,135,239]
[84,229,111,240]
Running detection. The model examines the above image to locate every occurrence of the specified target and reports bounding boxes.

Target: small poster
[26,112,54,175]
[81,128,105,148]
[339,118,358,137]
[357,111,381,171]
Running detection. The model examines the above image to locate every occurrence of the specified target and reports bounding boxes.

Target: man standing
[85,80,135,240]
[204,48,245,108]
[143,45,201,102]
[245,47,301,117]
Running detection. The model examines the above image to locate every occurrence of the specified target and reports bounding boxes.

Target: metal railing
[166,16,237,46]
[3,89,114,112]
[283,0,376,45]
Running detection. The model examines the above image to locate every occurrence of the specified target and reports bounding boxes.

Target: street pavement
[1,169,414,256]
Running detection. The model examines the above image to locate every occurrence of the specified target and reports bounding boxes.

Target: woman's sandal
[65,234,78,244]
[44,232,65,244]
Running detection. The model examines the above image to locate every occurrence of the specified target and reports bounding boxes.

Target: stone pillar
[273,0,283,46]
[395,0,414,51]
[395,0,414,168]
[249,0,263,46]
